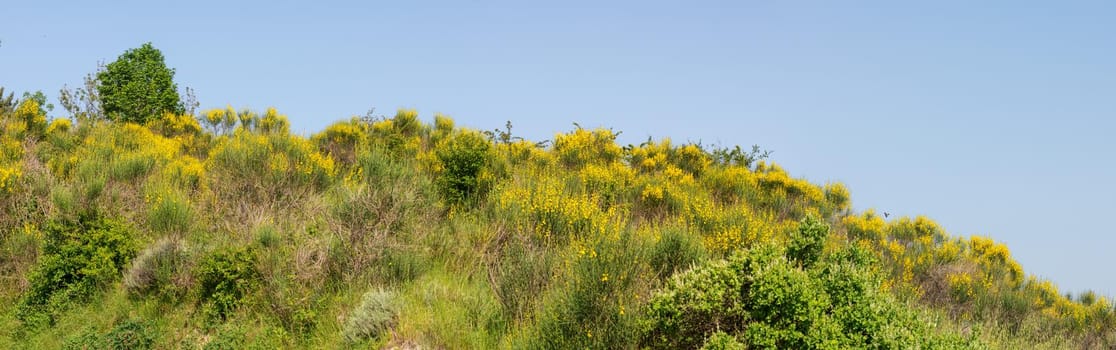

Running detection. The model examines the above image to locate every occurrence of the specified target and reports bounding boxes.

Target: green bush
[787,215,828,268]
[435,130,492,206]
[16,215,137,327]
[642,219,982,349]
[492,235,556,322]
[144,184,193,234]
[103,318,157,350]
[650,226,707,279]
[701,331,747,350]
[196,246,259,322]
[531,231,650,349]
[343,288,400,343]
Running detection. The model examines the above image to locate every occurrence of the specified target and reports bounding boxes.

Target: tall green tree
[97,42,183,124]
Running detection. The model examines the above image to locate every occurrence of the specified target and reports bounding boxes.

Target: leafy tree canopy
[97,42,183,124]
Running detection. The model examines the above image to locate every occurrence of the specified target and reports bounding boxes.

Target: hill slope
[0,104,1113,348]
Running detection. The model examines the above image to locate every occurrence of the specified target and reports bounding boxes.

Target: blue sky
[2,1,1114,296]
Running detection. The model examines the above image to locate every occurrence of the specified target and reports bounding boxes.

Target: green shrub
[435,130,492,206]
[144,184,193,234]
[108,153,156,181]
[787,215,828,268]
[311,117,367,165]
[376,245,431,283]
[205,129,336,214]
[343,288,400,343]
[701,331,747,350]
[531,230,651,349]
[62,328,105,350]
[642,219,981,349]
[642,248,760,349]
[196,246,259,322]
[650,226,707,279]
[123,237,190,300]
[492,235,556,321]
[103,318,157,350]
[201,323,246,350]
[16,215,137,327]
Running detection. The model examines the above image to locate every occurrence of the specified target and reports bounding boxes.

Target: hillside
[1,100,1113,348]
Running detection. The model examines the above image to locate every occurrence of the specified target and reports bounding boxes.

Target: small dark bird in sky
[884,212,890,218]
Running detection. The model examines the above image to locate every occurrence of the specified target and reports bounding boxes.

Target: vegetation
[0,44,1113,349]
[97,42,183,124]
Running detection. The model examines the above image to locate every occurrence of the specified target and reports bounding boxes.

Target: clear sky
[2,1,1114,296]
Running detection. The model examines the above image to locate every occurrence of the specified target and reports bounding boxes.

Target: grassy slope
[0,107,1113,349]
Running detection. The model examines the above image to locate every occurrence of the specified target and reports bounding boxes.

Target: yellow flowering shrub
[823,182,851,213]
[841,210,887,240]
[46,118,72,135]
[207,130,336,196]
[147,112,201,137]
[553,126,622,169]
[636,178,689,217]
[0,163,20,195]
[626,139,711,177]
[752,162,825,207]
[312,117,367,164]
[165,156,205,190]
[201,105,239,134]
[12,99,47,138]
[367,109,425,158]
[144,181,193,234]
[257,107,290,134]
[701,165,756,203]
[968,235,1024,288]
[0,136,21,163]
[496,176,620,242]
[946,270,976,302]
[578,162,634,207]
[628,138,673,173]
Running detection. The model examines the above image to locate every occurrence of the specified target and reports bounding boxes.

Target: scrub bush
[123,237,190,300]
[343,288,400,343]
[642,218,980,349]
[434,130,492,206]
[16,216,137,327]
[196,246,259,322]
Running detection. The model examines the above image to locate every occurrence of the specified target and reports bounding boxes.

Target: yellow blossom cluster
[578,162,634,206]
[553,127,622,169]
[752,161,825,206]
[496,176,619,241]
[46,118,72,135]
[11,99,47,137]
[208,131,336,189]
[147,112,202,137]
[0,164,20,194]
[627,138,711,177]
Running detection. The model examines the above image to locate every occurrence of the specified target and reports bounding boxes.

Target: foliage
[343,288,400,343]
[97,42,183,124]
[196,246,259,322]
[434,130,492,206]
[553,125,622,169]
[787,215,828,268]
[1,61,1113,348]
[529,230,652,349]
[701,331,747,350]
[123,237,190,300]
[206,124,336,206]
[642,219,980,349]
[16,216,137,327]
[60,318,157,350]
